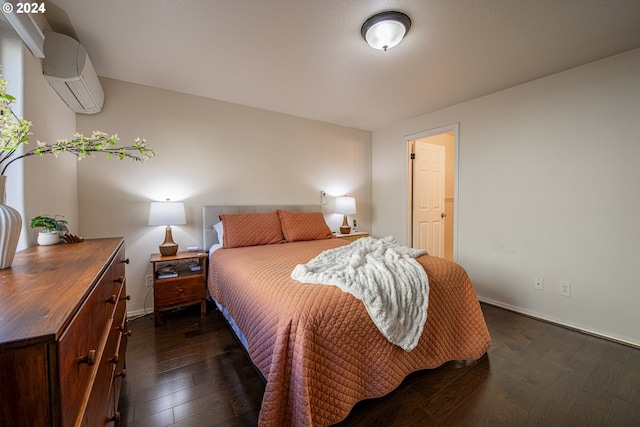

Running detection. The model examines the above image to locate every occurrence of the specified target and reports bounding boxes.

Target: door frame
[405,123,459,261]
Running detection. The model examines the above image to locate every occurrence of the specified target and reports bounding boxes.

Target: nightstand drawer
[154,277,205,307]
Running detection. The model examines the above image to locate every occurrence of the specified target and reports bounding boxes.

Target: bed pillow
[213,221,224,244]
[277,210,334,242]
[219,211,285,248]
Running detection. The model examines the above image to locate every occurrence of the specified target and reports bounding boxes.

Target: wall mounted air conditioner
[42,31,104,114]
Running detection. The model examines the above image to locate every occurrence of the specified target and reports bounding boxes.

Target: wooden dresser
[0,238,130,427]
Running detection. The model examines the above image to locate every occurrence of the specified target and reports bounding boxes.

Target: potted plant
[30,214,69,245]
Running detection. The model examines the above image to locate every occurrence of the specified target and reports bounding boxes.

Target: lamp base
[159,243,178,257]
[159,226,179,256]
[340,214,351,234]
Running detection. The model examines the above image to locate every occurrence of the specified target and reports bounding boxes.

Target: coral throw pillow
[277,210,334,242]
[219,211,284,248]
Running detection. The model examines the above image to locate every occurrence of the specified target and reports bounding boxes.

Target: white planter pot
[37,231,60,246]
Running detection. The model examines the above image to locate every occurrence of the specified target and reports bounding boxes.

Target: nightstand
[150,250,208,327]
[334,231,369,242]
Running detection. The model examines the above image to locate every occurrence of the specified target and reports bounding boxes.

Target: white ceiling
[46,0,640,131]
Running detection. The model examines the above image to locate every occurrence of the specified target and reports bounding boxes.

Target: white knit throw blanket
[291,236,429,351]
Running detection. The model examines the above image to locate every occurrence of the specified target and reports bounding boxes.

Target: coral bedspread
[207,239,491,426]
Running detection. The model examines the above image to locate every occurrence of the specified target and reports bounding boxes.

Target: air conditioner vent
[42,31,104,114]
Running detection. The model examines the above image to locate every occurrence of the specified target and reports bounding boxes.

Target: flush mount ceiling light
[361,10,411,51]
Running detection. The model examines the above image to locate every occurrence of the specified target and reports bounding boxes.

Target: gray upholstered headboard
[202,205,322,251]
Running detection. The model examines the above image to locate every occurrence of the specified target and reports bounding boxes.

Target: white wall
[372,48,640,346]
[76,78,372,315]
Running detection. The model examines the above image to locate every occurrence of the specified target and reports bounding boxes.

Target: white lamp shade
[148,201,186,226]
[335,197,357,215]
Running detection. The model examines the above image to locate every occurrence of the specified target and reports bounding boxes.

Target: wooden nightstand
[150,250,208,327]
[335,231,369,242]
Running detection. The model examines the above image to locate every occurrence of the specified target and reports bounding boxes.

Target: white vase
[37,231,60,246]
[0,175,22,269]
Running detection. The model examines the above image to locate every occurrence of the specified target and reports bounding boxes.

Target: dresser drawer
[112,285,129,382]
[105,310,129,427]
[114,296,129,379]
[107,245,127,301]
[154,277,205,307]
[80,292,125,427]
[57,257,125,426]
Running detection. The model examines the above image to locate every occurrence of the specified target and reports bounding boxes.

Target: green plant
[29,214,69,233]
[0,70,154,175]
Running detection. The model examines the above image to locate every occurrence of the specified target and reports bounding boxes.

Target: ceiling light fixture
[361,10,411,51]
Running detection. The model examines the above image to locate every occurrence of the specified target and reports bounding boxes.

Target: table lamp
[335,196,356,234]
[148,199,186,256]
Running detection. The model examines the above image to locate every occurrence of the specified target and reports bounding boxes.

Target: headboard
[202,205,322,251]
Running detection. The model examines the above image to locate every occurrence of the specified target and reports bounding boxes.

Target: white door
[412,141,445,257]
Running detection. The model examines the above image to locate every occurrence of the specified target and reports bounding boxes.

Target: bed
[203,205,491,426]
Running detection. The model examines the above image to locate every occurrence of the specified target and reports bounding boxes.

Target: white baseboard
[478,296,639,349]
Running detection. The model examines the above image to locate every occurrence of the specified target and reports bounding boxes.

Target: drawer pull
[107,412,121,423]
[122,258,130,264]
[115,275,125,284]
[116,369,127,378]
[106,294,117,304]
[178,288,184,293]
[109,353,119,364]
[116,325,133,336]
[78,349,97,366]
[120,294,131,301]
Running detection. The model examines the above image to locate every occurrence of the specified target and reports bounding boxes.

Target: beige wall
[23,46,78,244]
[372,48,640,346]
[76,78,372,315]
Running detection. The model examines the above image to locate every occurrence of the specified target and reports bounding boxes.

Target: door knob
[441,213,447,218]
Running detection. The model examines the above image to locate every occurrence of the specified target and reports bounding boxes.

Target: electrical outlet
[534,277,544,290]
[146,274,154,288]
[559,281,571,297]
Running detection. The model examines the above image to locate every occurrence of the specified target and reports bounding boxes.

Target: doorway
[406,124,458,261]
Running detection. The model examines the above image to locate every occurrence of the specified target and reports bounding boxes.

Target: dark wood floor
[118,303,640,426]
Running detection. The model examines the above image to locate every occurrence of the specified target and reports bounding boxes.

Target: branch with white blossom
[1,71,154,175]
